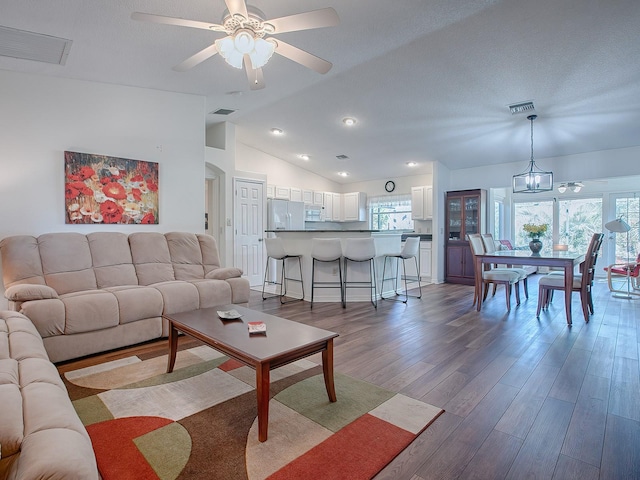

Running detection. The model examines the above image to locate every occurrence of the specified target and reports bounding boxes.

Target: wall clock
[385,180,396,192]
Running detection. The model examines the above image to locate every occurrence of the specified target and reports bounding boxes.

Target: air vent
[0,25,72,65]
[336,154,349,160]
[508,101,535,115]
[210,108,236,115]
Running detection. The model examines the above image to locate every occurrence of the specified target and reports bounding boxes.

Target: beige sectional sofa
[0,310,98,479]
[0,232,250,362]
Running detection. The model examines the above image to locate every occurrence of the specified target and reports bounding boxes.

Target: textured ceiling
[2,0,640,184]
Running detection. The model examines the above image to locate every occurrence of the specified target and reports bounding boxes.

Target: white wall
[447,146,640,192]
[0,70,206,308]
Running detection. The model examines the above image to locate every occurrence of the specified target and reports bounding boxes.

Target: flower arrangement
[522,223,548,239]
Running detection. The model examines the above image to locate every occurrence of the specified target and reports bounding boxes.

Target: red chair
[604,253,640,296]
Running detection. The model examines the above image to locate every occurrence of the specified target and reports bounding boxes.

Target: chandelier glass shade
[512,115,553,193]
[215,31,275,69]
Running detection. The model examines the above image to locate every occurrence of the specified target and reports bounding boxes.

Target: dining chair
[536,233,604,322]
[481,233,529,299]
[468,233,522,312]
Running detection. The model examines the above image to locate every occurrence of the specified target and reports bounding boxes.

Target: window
[513,200,553,248]
[369,194,413,231]
[558,198,602,253]
[612,196,640,263]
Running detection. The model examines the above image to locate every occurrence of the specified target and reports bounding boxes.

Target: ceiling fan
[132,0,339,90]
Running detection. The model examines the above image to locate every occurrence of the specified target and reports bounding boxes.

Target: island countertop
[265,229,382,233]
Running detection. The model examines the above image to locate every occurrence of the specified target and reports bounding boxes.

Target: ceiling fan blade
[224,0,248,19]
[244,55,265,90]
[173,44,219,72]
[131,12,225,32]
[265,8,339,34]
[274,40,332,74]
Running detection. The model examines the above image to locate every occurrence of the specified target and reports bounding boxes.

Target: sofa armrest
[205,267,243,280]
[5,284,59,302]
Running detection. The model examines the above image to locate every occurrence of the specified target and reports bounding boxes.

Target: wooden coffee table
[163,305,338,442]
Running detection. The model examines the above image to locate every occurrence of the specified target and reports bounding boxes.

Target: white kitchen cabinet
[274,186,291,200]
[266,184,275,198]
[313,191,324,206]
[343,192,367,221]
[302,189,313,204]
[324,192,334,220]
[411,186,433,220]
[290,187,303,202]
[331,193,342,221]
[420,242,432,278]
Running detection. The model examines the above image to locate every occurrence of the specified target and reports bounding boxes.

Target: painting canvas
[64,151,159,225]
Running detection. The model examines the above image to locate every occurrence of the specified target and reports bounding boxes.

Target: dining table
[474,249,586,324]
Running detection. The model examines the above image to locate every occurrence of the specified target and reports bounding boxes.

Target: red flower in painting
[67,174,80,182]
[65,183,80,199]
[146,181,158,192]
[100,177,110,185]
[141,213,155,224]
[130,188,142,202]
[78,166,96,180]
[131,174,144,183]
[102,182,127,200]
[70,181,92,196]
[100,200,123,224]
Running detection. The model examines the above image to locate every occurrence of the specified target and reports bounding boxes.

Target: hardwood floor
[57,275,640,479]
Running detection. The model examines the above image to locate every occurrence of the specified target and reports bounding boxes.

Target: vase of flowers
[523,223,548,254]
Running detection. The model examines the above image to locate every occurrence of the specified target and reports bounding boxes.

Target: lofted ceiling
[2,0,640,185]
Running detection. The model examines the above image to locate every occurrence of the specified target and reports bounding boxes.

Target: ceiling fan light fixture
[215,31,275,70]
[512,114,553,193]
[557,184,567,193]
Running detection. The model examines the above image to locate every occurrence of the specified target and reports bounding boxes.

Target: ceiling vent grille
[508,101,535,115]
[210,108,236,115]
[336,154,349,160]
[0,25,72,65]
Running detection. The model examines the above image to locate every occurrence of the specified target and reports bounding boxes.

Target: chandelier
[512,115,553,193]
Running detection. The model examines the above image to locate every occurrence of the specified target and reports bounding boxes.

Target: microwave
[304,204,325,222]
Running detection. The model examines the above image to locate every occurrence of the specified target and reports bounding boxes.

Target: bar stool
[380,236,422,303]
[310,238,344,308]
[262,237,304,304]
[343,237,377,308]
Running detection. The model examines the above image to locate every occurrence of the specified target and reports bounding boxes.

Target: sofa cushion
[89,232,140,287]
[106,286,164,324]
[130,232,176,285]
[190,279,232,309]
[4,284,59,302]
[20,299,66,338]
[0,235,46,288]
[152,281,200,314]
[205,267,243,280]
[61,291,120,334]
[39,233,98,294]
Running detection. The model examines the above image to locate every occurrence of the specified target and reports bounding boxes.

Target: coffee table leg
[256,362,270,442]
[167,322,178,373]
[322,339,337,402]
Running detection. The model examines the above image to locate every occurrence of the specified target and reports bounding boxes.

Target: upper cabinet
[302,189,313,204]
[266,184,275,199]
[411,186,433,220]
[290,187,303,202]
[343,192,367,221]
[274,186,291,200]
[312,191,324,206]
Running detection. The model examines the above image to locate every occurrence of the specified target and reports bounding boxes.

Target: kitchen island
[264,230,405,303]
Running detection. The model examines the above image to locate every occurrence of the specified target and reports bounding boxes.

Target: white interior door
[234,179,264,286]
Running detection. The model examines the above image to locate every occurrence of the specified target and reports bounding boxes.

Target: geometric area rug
[64,346,444,480]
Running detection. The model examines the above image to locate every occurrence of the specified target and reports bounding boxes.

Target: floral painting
[64,151,159,224]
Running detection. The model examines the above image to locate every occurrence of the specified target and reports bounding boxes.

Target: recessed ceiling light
[270,128,284,135]
[342,117,357,126]
[338,171,350,177]
[298,154,310,161]
[406,161,418,167]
